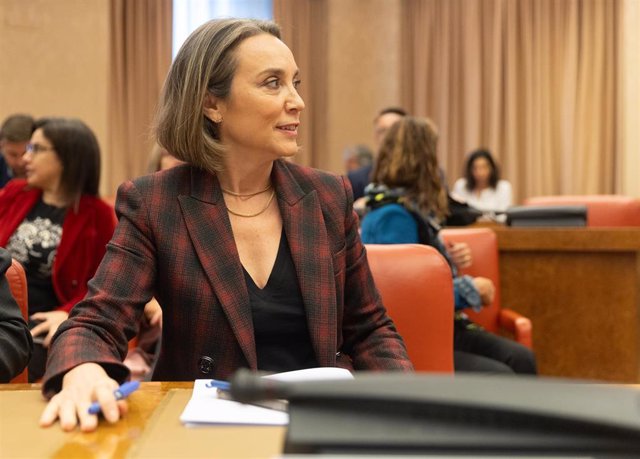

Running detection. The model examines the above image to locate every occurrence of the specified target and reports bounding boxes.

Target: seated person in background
[0,118,116,382]
[0,247,32,382]
[39,18,412,432]
[348,107,407,200]
[452,148,512,221]
[146,142,185,173]
[0,114,35,188]
[360,116,536,375]
[343,144,374,173]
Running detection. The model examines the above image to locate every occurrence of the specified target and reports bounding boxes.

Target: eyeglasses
[25,143,55,154]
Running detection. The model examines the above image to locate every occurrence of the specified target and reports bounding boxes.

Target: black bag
[444,195,482,227]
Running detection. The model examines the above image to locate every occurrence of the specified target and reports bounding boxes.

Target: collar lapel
[273,161,337,366]
[178,167,257,369]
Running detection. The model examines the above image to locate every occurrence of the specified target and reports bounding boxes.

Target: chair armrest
[498,308,533,350]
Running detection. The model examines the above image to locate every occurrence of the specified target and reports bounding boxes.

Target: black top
[6,198,66,314]
[244,230,318,372]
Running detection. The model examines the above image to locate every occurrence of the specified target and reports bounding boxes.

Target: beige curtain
[106,0,172,196]
[273,0,328,167]
[402,0,620,203]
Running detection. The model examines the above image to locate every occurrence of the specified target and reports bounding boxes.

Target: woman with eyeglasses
[0,117,116,381]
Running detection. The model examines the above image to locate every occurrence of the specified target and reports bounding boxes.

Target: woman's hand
[447,242,473,269]
[30,310,69,347]
[473,276,495,306]
[143,299,162,328]
[39,363,128,432]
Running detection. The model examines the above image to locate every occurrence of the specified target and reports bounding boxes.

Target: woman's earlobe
[203,93,223,123]
[203,107,223,124]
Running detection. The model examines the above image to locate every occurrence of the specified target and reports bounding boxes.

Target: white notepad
[180,367,353,426]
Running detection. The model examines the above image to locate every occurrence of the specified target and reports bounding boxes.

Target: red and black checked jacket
[43,160,412,396]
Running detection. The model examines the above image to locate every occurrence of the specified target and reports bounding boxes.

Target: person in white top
[452,149,512,221]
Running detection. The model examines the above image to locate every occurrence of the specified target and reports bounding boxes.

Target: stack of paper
[180,367,353,426]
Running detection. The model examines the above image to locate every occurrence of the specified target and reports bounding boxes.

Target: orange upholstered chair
[6,259,29,383]
[365,244,454,372]
[440,228,532,350]
[523,195,640,227]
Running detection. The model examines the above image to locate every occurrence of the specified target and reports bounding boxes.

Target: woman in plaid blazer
[40,18,412,431]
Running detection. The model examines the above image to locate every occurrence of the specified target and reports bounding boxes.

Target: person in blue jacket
[361,116,536,374]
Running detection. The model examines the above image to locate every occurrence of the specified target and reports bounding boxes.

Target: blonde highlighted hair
[372,116,449,221]
[154,18,281,174]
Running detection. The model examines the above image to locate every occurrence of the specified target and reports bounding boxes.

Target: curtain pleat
[106,0,172,196]
[402,0,620,203]
[273,0,328,167]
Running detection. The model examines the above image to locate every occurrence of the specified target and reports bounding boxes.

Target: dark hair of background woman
[464,148,499,191]
[34,118,101,202]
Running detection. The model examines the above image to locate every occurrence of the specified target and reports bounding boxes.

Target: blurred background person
[0,117,116,381]
[360,116,536,374]
[343,144,373,173]
[452,148,512,221]
[0,246,33,382]
[348,107,407,200]
[0,114,35,188]
[146,142,184,174]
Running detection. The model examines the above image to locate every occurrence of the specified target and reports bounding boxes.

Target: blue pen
[205,379,231,391]
[87,381,140,415]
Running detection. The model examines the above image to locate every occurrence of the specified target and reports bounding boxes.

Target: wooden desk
[0,382,286,458]
[493,227,640,383]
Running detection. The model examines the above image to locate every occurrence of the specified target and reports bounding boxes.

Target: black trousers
[28,319,48,382]
[453,317,537,375]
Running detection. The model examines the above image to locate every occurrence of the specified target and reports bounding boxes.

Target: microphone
[229,368,291,403]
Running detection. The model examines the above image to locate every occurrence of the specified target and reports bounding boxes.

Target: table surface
[0,382,286,458]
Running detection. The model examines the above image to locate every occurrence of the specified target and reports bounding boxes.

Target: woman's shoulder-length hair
[154,18,281,175]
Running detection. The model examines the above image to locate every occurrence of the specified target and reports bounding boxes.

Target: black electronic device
[506,205,588,227]
[229,370,640,457]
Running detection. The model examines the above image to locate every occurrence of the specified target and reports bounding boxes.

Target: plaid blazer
[43,160,412,396]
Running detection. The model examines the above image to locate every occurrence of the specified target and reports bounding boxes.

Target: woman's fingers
[30,321,50,338]
[94,381,122,423]
[58,395,80,432]
[39,363,123,432]
[76,401,99,432]
[39,393,62,427]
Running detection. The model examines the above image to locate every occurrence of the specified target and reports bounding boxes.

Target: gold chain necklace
[226,189,276,218]
[221,184,272,198]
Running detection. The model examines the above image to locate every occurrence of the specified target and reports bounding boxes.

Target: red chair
[440,228,532,349]
[7,259,28,383]
[366,244,454,372]
[524,195,640,227]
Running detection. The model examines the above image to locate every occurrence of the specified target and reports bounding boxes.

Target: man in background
[343,144,374,173]
[0,114,35,188]
[348,107,406,200]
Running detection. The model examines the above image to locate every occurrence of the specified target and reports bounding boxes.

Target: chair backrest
[440,228,501,333]
[6,259,28,383]
[365,244,454,373]
[523,195,640,227]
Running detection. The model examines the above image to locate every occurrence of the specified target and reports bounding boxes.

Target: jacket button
[336,351,341,357]
[198,356,214,374]
[71,280,78,287]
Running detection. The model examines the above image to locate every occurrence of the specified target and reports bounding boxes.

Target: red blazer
[43,160,412,395]
[0,180,117,313]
